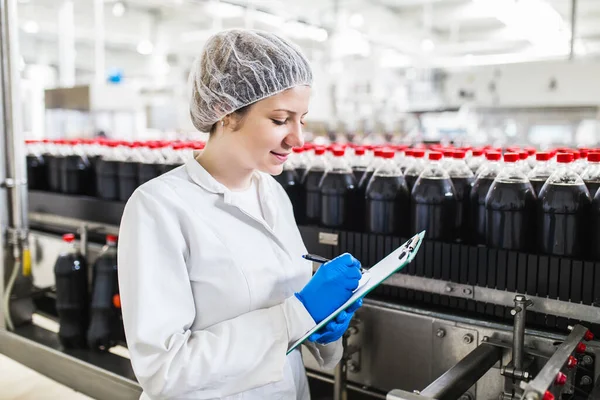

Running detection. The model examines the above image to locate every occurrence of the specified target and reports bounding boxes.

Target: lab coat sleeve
[304,340,344,370]
[118,188,316,399]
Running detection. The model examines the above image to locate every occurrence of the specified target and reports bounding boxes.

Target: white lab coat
[117,156,343,400]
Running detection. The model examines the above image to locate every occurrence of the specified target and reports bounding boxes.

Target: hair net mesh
[189,29,313,132]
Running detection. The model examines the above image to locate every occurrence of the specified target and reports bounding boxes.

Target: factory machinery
[0,190,597,400]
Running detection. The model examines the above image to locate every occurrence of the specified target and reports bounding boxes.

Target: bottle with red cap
[25,140,48,191]
[53,233,89,349]
[137,143,166,187]
[469,151,503,245]
[87,234,122,351]
[467,148,485,174]
[61,139,93,195]
[527,152,554,196]
[274,159,301,222]
[517,151,531,174]
[46,140,67,192]
[538,152,591,258]
[485,152,536,251]
[356,148,386,202]
[303,146,329,224]
[365,149,410,235]
[95,142,121,200]
[580,152,600,197]
[411,151,457,240]
[448,150,475,242]
[319,147,357,229]
[117,142,140,202]
[291,147,309,183]
[404,149,427,191]
[351,146,371,184]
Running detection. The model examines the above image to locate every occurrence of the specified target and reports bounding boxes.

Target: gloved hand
[295,253,362,324]
[308,298,363,345]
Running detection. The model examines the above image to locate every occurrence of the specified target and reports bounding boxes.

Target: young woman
[118,29,363,399]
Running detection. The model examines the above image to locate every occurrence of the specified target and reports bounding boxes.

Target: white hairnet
[189,28,313,132]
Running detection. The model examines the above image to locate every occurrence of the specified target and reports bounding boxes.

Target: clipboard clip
[398,234,421,260]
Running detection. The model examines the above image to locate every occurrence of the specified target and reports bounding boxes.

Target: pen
[302,253,367,274]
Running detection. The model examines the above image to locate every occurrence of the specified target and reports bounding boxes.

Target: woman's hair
[208,104,251,135]
[189,29,313,133]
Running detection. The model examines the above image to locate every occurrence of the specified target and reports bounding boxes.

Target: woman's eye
[271,119,286,126]
[300,120,305,126]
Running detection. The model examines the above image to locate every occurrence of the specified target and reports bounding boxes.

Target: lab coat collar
[185,152,279,230]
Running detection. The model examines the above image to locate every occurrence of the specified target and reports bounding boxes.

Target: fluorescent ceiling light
[284,21,328,42]
[137,40,154,55]
[23,21,39,34]
[253,10,284,27]
[421,38,435,52]
[475,0,568,49]
[349,13,364,28]
[112,1,126,17]
[205,1,244,18]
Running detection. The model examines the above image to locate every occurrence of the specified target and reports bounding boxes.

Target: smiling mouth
[271,151,290,157]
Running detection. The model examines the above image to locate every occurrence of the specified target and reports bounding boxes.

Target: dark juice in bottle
[320,148,357,229]
[304,148,328,225]
[275,166,301,220]
[410,152,457,240]
[365,150,410,235]
[537,153,591,258]
[448,151,474,242]
[530,179,547,196]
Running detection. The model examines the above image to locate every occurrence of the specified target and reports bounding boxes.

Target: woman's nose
[285,123,304,149]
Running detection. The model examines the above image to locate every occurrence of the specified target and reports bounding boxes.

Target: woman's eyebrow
[273,109,309,116]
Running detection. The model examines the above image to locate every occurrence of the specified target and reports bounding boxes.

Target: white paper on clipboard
[287,232,424,354]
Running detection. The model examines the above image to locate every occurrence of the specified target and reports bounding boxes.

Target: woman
[118,29,364,400]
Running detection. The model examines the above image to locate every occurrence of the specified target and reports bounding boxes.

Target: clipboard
[287,231,425,354]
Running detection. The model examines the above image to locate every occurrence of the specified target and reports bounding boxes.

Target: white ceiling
[14,0,600,80]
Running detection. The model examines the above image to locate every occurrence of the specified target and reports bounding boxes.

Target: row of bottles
[275,144,600,261]
[26,139,204,202]
[54,234,122,350]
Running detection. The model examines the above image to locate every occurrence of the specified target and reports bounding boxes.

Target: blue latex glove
[308,298,363,344]
[295,253,362,324]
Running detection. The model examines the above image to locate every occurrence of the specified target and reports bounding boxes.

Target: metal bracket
[318,232,339,246]
[384,274,599,323]
[0,178,27,188]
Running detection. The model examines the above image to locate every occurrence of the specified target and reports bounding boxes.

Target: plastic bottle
[573,150,588,175]
[404,149,427,191]
[351,146,371,185]
[411,151,457,240]
[485,153,536,251]
[46,140,65,192]
[87,235,122,351]
[467,148,485,174]
[581,152,600,197]
[469,151,502,245]
[320,147,357,229]
[442,149,455,170]
[591,188,600,260]
[517,151,531,174]
[525,147,537,168]
[365,149,410,235]
[60,140,93,195]
[25,140,48,191]
[527,152,554,196]
[303,147,328,224]
[117,142,139,202]
[537,153,591,258]
[137,143,165,186]
[292,147,309,184]
[54,233,89,349]
[400,149,414,174]
[448,150,475,242]
[95,142,120,200]
[275,161,301,221]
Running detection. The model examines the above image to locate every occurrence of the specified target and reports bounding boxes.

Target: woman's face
[223,85,310,176]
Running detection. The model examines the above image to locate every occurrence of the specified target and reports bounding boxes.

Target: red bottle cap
[504,153,519,162]
[486,151,502,161]
[382,149,395,159]
[567,355,578,369]
[106,235,118,243]
[62,233,75,243]
[555,372,567,386]
[584,330,594,341]
[519,151,529,160]
[453,150,467,159]
[557,153,574,163]
[429,151,443,161]
[333,148,345,157]
[542,391,555,400]
[413,150,426,158]
[536,152,551,161]
[576,342,587,354]
[113,294,121,309]
[472,149,484,156]
[443,150,454,158]
[588,152,600,162]
[354,147,365,156]
[314,147,326,155]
